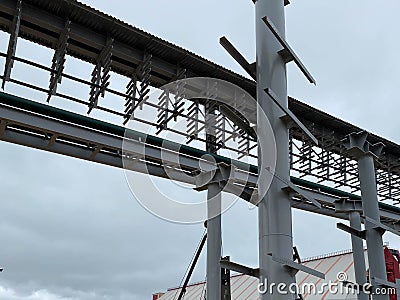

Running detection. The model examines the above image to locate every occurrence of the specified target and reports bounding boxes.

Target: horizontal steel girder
[0,92,400,226]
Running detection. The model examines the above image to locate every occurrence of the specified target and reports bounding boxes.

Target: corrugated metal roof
[158,250,368,300]
[15,0,256,93]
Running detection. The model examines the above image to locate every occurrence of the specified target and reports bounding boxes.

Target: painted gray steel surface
[256,0,295,299]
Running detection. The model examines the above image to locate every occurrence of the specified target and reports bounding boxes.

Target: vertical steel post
[206,102,222,300]
[256,0,295,299]
[349,211,369,300]
[357,154,388,300]
[207,183,222,300]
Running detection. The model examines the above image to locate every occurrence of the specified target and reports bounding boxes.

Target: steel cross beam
[1,92,400,227]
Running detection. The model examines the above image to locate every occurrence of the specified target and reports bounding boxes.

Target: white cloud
[0,286,74,300]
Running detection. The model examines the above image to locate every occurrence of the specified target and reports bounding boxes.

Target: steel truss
[1,0,400,206]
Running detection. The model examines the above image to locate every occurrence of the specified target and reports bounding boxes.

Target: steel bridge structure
[0,0,400,300]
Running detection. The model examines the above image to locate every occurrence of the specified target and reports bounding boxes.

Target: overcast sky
[1,0,400,299]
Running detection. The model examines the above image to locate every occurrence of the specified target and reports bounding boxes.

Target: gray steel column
[206,102,222,300]
[349,211,368,300]
[256,0,295,299]
[206,183,222,300]
[358,154,388,300]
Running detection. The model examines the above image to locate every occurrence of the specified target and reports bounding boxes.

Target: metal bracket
[337,223,366,239]
[88,37,114,114]
[0,120,7,137]
[334,198,363,213]
[156,71,186,134]
[262,16,316,85]
[219,36,256,80]
[46,133,58,149]
[2,0,22,90]
[266,167,321,208]
[47,19,71,102]
[364,216,400,237]
[123,53,152,124]
[124,74,137,124]
[344,131,384,160]
[282,184,321,209]
[265,88,318,145]
[194,163,256,203]
[220,259,259,278]
[194,163,231,191]
[269,254,325,279]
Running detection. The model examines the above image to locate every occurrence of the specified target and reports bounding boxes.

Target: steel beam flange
[220,260,259,278]
[265,88,318,145]
[364,216,400,237]
[268,254,325,279]
[261,16,315,84]
[334,198,363,213]
[264,166,322,209]
[220,36,256,80]
[337,223,367,239]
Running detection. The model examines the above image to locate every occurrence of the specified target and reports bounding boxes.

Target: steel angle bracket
[262,16,315,84]
[220,260,259,278]
[334,198,363,213]
[265,88,318,145]
[337,223,366,239]
[282,183,321,209]
[219,36,256,80]
[2,0,22,90]
[343,131,384,161]
[266,168,321,208]
[269,254,325,279]
[364,216,400,237]
[195,163,255,201]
